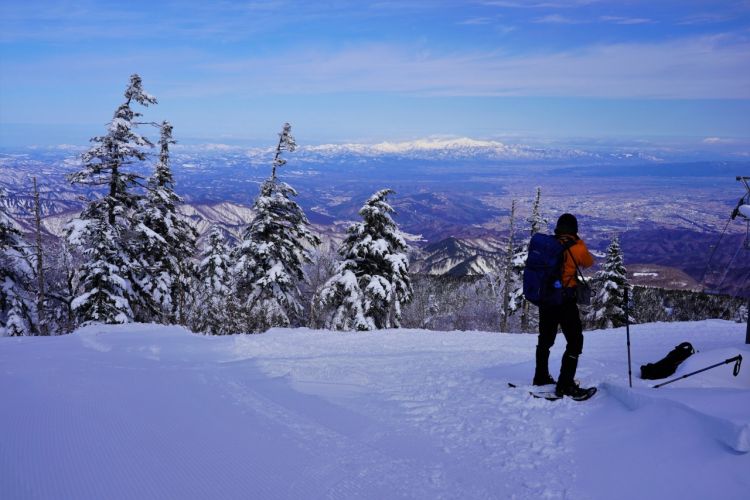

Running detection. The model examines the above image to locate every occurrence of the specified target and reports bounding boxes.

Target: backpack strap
[564,245,587,288]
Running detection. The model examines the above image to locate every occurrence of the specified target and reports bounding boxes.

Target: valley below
[1,145,748,296]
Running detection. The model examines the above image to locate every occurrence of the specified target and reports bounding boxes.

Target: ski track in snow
[1,320,748,499]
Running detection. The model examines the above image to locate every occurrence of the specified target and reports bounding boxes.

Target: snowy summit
[302,137,590,160]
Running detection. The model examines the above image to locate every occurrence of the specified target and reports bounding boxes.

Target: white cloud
[459,17,495,25]
[4,34,748,102]
[599,16,654,25]
[494,24,517,34]
[190,35,750,99]
[702,137,735,144]
[677,13,733,25]
[481,0,599,8]
[533,14,582,24]
[534,14,654,25]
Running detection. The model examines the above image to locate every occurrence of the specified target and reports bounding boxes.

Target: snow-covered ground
[1,321,748,499]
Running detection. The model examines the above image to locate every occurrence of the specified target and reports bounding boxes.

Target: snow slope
[1,321,748,499]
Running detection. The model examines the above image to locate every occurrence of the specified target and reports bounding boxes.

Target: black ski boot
[555,354,596,400]
[555,382,596,400]
[533,346,556,386]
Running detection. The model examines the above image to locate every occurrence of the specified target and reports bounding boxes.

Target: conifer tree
[501,200,518,332]
[528,187,547,236]
[137,121,197,323]
[317,267,369,331]
[46,238,78,333]
[304,246,339,329]
[318,189,412,331]
[66,74,157,325]
[520,187,547,332]
[587,235,630,329]
[69,74,157,224]
[234,123,320,332]
[32,178,48,335]
[192,226,233,334]
[0,196,35,336]
[68,204,135,325]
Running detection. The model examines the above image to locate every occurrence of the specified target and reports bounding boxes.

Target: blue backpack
[523,233,565,306]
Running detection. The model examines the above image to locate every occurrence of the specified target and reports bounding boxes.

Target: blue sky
[1,0,749,149]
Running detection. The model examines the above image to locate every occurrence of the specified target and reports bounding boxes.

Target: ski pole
[653,354,743,389]
[745,296,749,345]
[625,288,632,388]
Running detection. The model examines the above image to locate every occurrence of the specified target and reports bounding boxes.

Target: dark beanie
[555,213,578,235]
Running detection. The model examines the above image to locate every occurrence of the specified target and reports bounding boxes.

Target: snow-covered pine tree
[528,187,547,236]
[303,245,339,329]
[137,121,197,324]
[498,200,529,333]
[234,123,320,332]
[318,189,412,331]
[191,226,233,334]
[519,187,547,332]
[45,238,78,334]
[400,274,442,330]
[66,74,157,325]
[316,267,369,331]
[587,234,631,329]
[69,74,157,224]
[67,202,135,325]
[500,200,518,332]
[631,286,668,324]
[507,246,527,331]
[0,196,35,336]
[737,301,748,325]
[32,178,48,335]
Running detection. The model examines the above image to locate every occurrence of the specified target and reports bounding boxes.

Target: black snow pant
[536,295,584,388]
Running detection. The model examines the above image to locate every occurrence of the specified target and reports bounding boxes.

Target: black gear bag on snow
[523,233,566,306]
[640,342,695,380]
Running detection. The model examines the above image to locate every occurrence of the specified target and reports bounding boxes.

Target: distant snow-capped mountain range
[169,137,662,162]
[18,135,744,162]
[304,137,555,159]
[13,136,676,162]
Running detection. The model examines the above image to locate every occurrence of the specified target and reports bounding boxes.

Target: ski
[508,382,597,402]
[530,390,563,401]
[508,382,559,400]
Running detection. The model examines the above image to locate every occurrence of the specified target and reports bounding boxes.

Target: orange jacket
[558,234,594,288]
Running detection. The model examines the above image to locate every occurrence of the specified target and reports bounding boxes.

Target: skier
[533,213,595,399]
